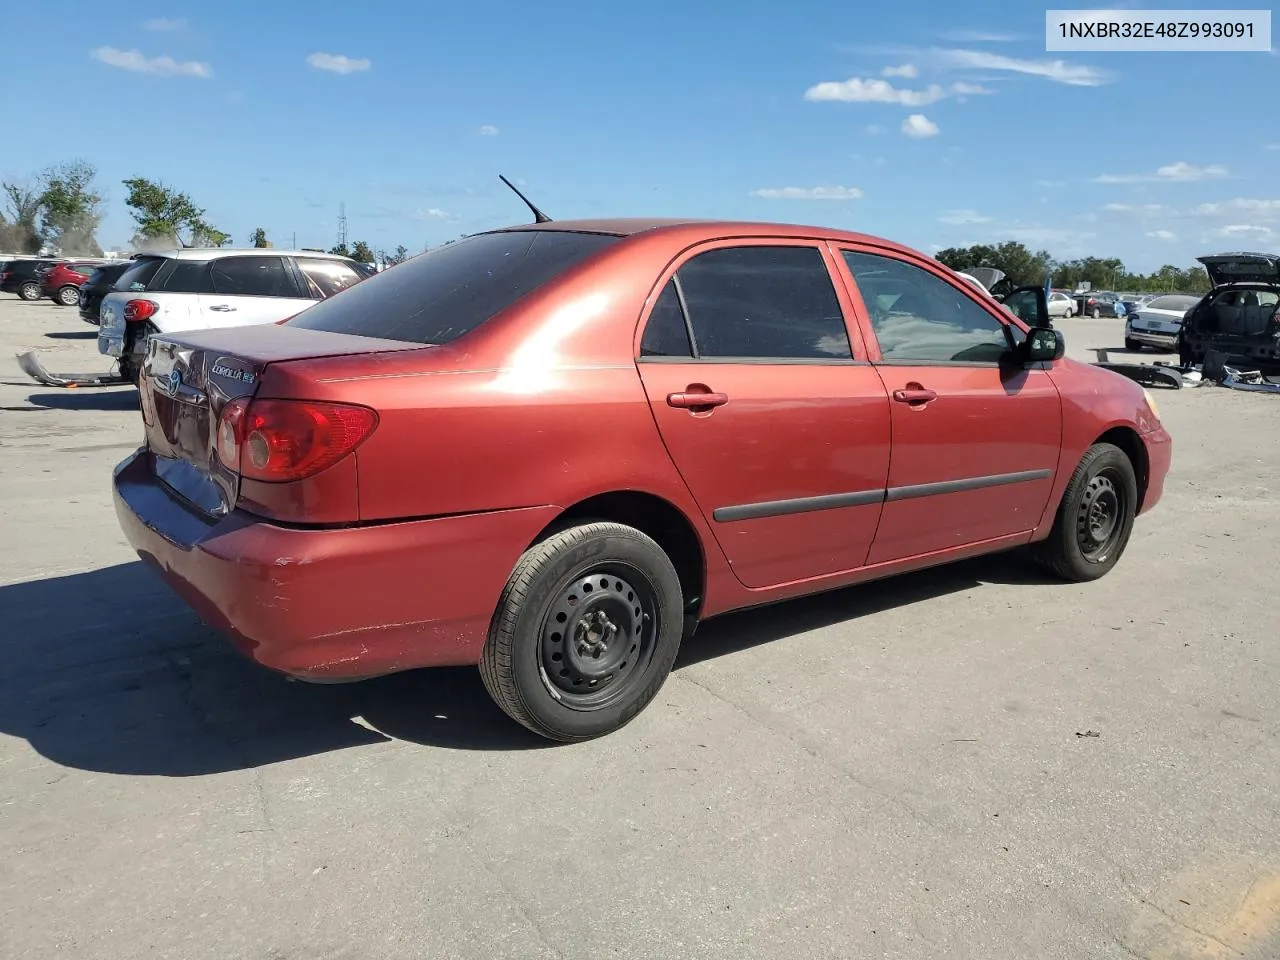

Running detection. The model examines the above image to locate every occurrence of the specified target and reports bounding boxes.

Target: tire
[1031,443,1138,582]
[1065,308,1074,319]
[1091,307,1101,319]
[56,285,79,306]
[18,281,41,301]
[480,521,684,742]
[1124,338,1143,351]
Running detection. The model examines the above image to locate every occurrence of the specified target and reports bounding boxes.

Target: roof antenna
[498,174,553,224]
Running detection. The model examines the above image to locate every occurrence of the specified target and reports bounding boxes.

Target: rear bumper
[113,449,560,681]
[1126,326,1179,350]
[1139,423,1172,516]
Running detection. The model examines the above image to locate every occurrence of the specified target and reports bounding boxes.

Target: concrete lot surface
[1,297,1278,960]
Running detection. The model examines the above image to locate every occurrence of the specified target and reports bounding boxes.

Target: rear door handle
[667,390,729,410]
[892,387,937,404]
[207,304,237,312]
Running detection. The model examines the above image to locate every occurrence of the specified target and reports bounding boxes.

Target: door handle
[892,387,937,404]
[207,304,237,312]
[667,389,729,410]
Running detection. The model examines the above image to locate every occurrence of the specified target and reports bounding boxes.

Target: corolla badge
[209,357,256,386]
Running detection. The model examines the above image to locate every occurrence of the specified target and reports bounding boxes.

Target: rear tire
[480,521,684,742]
[1124,338,1143,351]
[18,281,40,301]
[1031,443,1138,582]
[1091,307,1101,319]
[1065,308,1074,319]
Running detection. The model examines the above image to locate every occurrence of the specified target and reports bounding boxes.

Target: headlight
[1142,388,1160,421]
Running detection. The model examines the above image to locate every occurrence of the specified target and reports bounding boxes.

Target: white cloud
[91,46,211,78]
[942,29,1018,42]
[1037,179,1067,187]
[938,209,993,224]
[902,114,940,138]
[805,77,949,106]
[143,17,186,31]
[410,208,450,221]
[1267,143,1280,151]
[1203,224,1275,242]
[749,186,864,200]
[1103,202,1169,215]
[950,81,994,96]
[306,52,371,74]
[478,125,499,136]
[1193,198,1280,218]
[1146,230,1177,241]
[934,48,1111,86]
[882,64,919,78]
[1093,161,1229,184]
[865,123,887,136]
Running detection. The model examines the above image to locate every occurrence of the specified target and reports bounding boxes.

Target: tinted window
[1146,295,1201,312]
[843,251,1012,363]
[674,246,852,360]
[639,281,693,358]
[154,260,211,294]
[115,256,165,291]
[209,256,294,297]
[296,257,364,298]
[287,230,620,344]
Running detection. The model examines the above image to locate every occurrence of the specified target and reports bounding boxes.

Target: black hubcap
[539,566,657,710]
[1076,471,1125,561]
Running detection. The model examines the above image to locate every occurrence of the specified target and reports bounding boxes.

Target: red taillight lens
[215,398,377,482]
[124,298,158,322]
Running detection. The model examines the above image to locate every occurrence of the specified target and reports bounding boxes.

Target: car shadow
[22,390,139,411]
[0,552,1061,776]
[44,330,98,340]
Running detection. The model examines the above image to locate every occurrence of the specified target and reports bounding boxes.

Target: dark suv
[77,261,135,324]
[0,258,66,300]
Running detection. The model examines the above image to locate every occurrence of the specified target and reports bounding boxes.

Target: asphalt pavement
[1,297,1278,960]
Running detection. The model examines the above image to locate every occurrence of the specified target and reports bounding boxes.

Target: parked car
[111,219,1172,742]
[0,257,66,300]
[1047,291,1076,319]
[1123,294,1201,351]
[98,248,372,382]
[41,259,109,306]
[78,261,136,325]
[1177,252,1280,368]
[1074,291,1123,318]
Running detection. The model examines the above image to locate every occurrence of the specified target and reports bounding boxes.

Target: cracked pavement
[2,298,1279,959]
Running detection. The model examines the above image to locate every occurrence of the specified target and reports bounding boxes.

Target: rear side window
[209,256,296,297]
[296,257,364,298]
[286,230,620,344]
[673,245,853,360]
[640,281,694,358]
[116,257,166,291]
[153,259,212,294]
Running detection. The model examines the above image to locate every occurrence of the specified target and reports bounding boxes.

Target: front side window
[672,245,852,360]
[843,250,1012,363]
[209,256,295,298]
[296,257,364,299]
[287,229,620,344]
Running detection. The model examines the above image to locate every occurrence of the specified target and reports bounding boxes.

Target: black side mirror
[1022,326,1065,364]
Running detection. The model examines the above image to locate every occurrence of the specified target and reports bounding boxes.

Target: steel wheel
[1075,470,1126,563]
[539,565,659,711]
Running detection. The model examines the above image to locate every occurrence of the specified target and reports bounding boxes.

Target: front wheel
[56,285,79,306]
[1065,308,1074,319]
[1091,307,1101,319]
[1030,442,1138,582]
[480,521,685,742]
[18,281,41,301]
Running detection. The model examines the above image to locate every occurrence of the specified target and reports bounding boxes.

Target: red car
[42,260,105,307]
[113,219,1172,742]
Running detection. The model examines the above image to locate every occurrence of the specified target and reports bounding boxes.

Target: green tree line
[934,242,1212,295]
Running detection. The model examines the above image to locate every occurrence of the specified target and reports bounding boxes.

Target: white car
[98,248,370,382]
[1047,291,1076,319]
[1124,293,1202,352]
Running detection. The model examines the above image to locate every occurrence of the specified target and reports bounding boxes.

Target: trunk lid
[1197,252,1280,287]
[140,324,425,518]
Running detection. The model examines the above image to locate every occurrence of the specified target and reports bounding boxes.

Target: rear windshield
[115,256,166,292]
[285,230,621,344]
[1146,295,1200,312]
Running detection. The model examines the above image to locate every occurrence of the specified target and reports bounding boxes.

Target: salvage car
[1177,253,1280,368]
[1124,294,1201,351]
[98,248,371,383]
[112,218,1172,742]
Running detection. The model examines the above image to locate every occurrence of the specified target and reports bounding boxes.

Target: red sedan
[113,219,1172,742]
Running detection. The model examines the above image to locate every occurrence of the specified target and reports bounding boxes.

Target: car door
[834,246,1061,566]
[198,255,315,327]
[633,240,891,590]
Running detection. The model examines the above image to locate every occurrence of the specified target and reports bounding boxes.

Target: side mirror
[1022,326,1065,364]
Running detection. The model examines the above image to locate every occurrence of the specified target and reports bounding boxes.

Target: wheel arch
[1093,425,1149,510]
[530,490,707,620]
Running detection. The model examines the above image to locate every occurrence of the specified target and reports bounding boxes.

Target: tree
[1,180,45,253]
[376,244,410,266]
[122,177,227,248]
[349,239,375,263]
[328,242,350,257]
[935,241,1053,287]
[249,227,269,248]
[38,160,104,256]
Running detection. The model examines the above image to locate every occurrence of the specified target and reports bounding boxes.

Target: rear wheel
[1124,337,1143,351]
[480,521,684,742]
[18,281,40,301]
[1091,307,1101,319]
[1065,308,1074,318]
[56,285,79,306]
[1031,443,1138,582]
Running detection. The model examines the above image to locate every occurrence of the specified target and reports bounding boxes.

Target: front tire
[1031,443,1138,582]
[56,285,79,306]
[18,281,41,301]
[480,521,684,742]
[1091,307,1101,319]
[1065,308,1074,319]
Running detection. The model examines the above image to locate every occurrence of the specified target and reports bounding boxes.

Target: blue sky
[3,1,1276,270]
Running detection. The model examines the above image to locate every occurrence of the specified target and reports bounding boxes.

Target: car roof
[133,247,355,262]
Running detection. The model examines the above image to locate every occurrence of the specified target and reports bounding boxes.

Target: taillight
[124,298,158,322]
[215,398,377,482]
[0,271,10,280]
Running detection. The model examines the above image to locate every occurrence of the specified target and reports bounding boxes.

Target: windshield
[285,230,621,344]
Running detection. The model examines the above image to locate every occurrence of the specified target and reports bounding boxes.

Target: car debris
[1220,366,1280,394]
[1088,349,1191,389]
[16,351,129,388]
